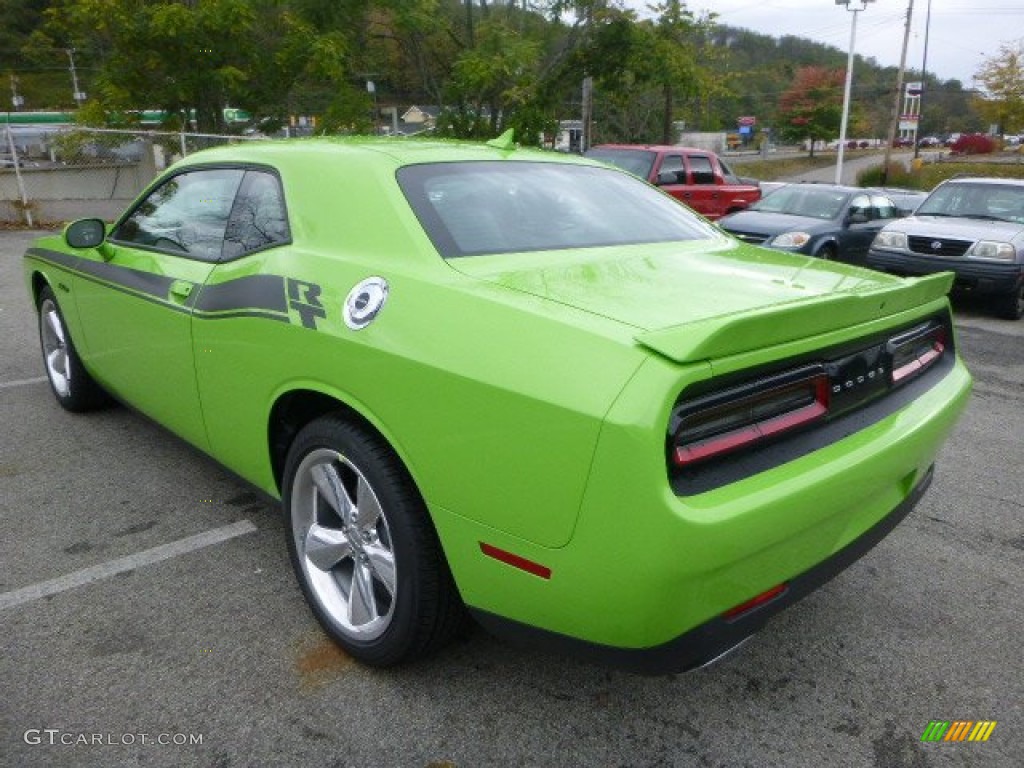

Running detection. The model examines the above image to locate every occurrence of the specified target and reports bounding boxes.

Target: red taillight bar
[889,323,947,386]
[892,339,945,384]
[673,374,829,467]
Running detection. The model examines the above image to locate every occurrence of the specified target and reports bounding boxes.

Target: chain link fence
[1,126,261,227]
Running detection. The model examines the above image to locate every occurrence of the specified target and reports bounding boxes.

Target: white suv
[867,177,1024,320]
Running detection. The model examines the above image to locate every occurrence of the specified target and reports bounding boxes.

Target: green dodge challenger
[24,136,971,673]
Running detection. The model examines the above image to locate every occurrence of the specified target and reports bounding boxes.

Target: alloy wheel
[40,298,71,397]
[290,448,397,641]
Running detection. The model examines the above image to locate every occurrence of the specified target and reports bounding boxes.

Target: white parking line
[0,520,258,610]
[0,376,48,389]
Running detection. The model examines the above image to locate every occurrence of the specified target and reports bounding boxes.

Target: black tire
[816,244,837,261]
[283,414,465,666]
[37,285,108,412]
[994,283,1024,320]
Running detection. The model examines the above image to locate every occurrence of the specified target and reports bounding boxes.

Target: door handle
[170,280,194,301]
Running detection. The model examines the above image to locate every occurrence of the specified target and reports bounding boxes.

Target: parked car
[758,181,788,197]
[718,184,903,264]
[584,144,761,219]
[917,136,942,148]
[867,186,928,217]
[868,176,1024,319]
[24,137,971,673]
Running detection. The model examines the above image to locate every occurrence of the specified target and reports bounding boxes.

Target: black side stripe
[193,274,288,314]
[26,248,292,324]
[29,246,180,302]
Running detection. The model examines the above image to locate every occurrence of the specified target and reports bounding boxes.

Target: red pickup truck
[585,144,761,220]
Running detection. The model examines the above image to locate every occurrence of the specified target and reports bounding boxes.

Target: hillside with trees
[2,0,986,142]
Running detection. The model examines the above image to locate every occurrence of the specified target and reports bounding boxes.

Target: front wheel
[283,415,465,666]
[816,244,837,261]
[37,285,107,411]
[994,282,1024,320]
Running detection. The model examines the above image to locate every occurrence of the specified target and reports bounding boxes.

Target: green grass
[729,155,839,180]
[855,159,1024,191]
[905,160,1024,190]
[733,151,1024,190]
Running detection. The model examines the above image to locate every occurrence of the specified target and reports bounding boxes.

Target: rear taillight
[888,323,947,386]
[671,367,830,467]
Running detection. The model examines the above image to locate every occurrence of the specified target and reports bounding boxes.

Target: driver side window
[112,169,245,261]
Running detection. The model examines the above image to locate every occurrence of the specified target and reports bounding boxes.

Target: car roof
[940,176,1024,188]
[761,182,867,196]
[867,186,925,195]
[171,137,599,170]
[589,144,711,153]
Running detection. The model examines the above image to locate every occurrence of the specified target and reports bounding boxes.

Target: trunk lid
[450,239,953,363]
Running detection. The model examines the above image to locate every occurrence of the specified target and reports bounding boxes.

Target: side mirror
[656,171,679,185]
[847,210,869,225]
[65,218,107,249]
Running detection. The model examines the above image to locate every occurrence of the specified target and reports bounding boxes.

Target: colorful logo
[921,721,997,742]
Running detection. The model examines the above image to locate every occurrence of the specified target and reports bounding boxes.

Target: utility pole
[913,0,933,160]
[882,0,915,183]
[581,76,593,153]
[834,1,874,186]
[579,4,595,153]
[66,48,86,106]
[367,80,379,134]
[10,74,24,110]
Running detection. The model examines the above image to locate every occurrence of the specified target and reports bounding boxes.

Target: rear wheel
[37,285,107,411]
[283,415,465,666]
[994,282,1024,320]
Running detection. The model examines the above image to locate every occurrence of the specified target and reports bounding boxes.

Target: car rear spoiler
[635,272,954,364]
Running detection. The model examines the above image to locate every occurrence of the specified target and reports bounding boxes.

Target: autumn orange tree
[776,66,845,157]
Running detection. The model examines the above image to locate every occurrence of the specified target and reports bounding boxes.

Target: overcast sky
[625,1,1023,87]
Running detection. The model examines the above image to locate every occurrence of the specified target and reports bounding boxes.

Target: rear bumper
[473,465,934,675]
[868,249,1023,297]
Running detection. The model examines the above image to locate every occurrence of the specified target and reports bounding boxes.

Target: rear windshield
[583,148,657,179]
[398,161,719,258]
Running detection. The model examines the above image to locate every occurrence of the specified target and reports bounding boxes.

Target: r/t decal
[287,278,327,329]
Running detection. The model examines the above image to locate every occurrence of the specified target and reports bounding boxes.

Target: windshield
[751,186,849,220]
[917,182,1024,223]
[583,148,657,179]
[398,161,720,258]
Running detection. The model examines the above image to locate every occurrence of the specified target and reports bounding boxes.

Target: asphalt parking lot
[1,229,1021,768]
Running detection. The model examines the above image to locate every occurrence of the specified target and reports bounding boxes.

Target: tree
[974,41,1024,135]
[442,16,542,137]
[4,0,983,143]
[643,2,721,143]
[29,0,351,132]
[776,66,845,156]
